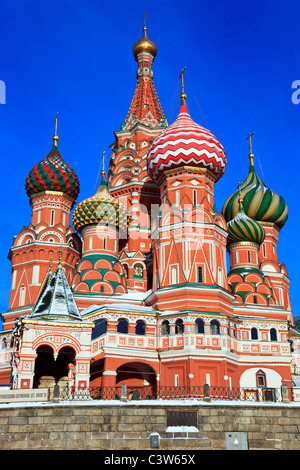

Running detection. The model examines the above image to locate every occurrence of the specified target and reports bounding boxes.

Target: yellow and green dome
[222,153,288,229]
[227,203,265,246]
[72,176,130,233]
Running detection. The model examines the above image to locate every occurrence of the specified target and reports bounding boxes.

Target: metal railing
[56,384,294,403]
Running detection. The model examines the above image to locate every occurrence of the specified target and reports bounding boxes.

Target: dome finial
[96,151,109,195]
[52,112,59,147]
[132,13,157,61]
[179,67,187,105]
[246,131,254,166]
[101,150,106,181]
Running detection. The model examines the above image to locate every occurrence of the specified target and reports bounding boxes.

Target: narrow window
[176,190,180,206]
[210,320,220,335]
[253,295,258,304]
[135,320,146,335]
[263,243,266,258]
[193,190,197,206]
[50,210,55,226]
[175,319,184,334]
[270,328,277,341]
[195,318,204,334]
[100,285,105,293]
[256,370,266,387]
[19,287,26,307]
[251,327,258,340]
[103,237,107,250]
[161,320,170,335]
[247,251,251,263]
[171,267,177,284]
[117,318,128,334]
[174,374,179,386]
[198,266,203,283]
[89,237,93,250]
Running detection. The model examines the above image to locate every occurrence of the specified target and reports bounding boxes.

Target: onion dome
[25,116,80,201]
[222,149,288,229]
[72,168,130,233]
[227,194,265,246]
[132,26,157,61]
[147,92,227,184]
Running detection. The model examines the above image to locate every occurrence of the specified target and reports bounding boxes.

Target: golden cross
[143,10,147,27]
[246,132,254,154]
[179,67,186,94]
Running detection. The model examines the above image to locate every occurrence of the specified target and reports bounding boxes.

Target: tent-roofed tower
[107,15,167,292]
[4,114,81,329]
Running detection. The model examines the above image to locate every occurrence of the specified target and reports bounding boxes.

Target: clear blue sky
[0,0,299,322]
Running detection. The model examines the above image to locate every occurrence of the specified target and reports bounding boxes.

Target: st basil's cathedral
[0,21,299,398]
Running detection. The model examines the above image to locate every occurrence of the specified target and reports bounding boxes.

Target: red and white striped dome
[147,103,227,183]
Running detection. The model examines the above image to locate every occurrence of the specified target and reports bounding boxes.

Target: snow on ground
[0,398,300,409]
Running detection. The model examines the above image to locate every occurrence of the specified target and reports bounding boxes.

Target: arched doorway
[116,361,157,399]
[33,345,76,389]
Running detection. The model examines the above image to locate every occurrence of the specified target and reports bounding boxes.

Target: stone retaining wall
[0,401,300,450]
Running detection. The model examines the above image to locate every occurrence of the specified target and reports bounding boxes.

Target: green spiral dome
[222,154,288,229]
[227,203,265,246]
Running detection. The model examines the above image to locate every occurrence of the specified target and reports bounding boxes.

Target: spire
[132,11,157,61]
[96,151,110,196]
[246,131,254,167]
[179,67,187,106]
[124,17,166,130]
[52,112,59,147]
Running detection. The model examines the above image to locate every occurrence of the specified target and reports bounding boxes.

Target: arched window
[270,328,277,341]
[117,318,128,334]
[135,320,146,335]
[175,319,184,334]
[210,320,220,335]
[195,318,204,334]
[251,327,258,340]
[133,263,144,278]
[161,320,170,335]
[91,319,107,339]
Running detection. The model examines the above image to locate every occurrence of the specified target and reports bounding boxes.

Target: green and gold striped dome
[227,203,265,246]
[72,176,130,233]
[222,153,288,229]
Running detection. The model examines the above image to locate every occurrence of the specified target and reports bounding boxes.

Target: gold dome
[132,26,157,61]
